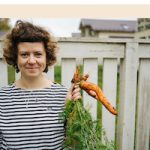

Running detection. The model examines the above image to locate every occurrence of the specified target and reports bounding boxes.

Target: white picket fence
[0,37,150,150]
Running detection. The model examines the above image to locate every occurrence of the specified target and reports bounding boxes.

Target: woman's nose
[28,55,36,64]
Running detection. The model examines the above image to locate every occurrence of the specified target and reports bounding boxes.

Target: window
[138,26,144,31]
[145,24,150,29]
[145,18,150,22]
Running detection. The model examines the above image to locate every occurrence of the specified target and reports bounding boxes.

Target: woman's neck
[15,74,52,90]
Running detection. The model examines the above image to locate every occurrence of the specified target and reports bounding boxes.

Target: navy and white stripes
[0,83,68,150]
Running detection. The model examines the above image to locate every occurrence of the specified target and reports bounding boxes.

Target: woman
[0,20,81,150]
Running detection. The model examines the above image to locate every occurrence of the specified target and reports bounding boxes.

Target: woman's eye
[21,53,28,58]
[35,53,42,57]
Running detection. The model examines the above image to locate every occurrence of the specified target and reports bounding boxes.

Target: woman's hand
[66,84,82,101]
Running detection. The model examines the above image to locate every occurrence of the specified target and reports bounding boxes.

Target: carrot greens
[61,100,115,150]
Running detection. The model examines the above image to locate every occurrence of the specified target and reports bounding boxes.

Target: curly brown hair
[3,20,58,73]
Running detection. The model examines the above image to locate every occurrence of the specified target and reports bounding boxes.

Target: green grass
[8,65,15,84]
[54,65,61,84]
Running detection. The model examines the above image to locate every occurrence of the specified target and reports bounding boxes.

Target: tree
[0,18,11,31]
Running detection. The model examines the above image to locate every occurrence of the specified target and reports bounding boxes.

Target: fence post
[117,42,138,150]
[135,59,150,150]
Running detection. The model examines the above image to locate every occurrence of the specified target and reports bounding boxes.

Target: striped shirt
[0,83,68,150]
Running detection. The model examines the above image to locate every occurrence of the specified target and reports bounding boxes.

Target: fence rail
[0,37,150,150]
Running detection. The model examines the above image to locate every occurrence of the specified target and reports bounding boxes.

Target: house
[79,19,137,39]
[71,32,81,38]
[136,18,150,39]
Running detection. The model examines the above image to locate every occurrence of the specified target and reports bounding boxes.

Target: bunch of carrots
[71,66,117,115]
[61,66,117,149]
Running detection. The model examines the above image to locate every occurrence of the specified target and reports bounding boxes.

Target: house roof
[79,19,137,32]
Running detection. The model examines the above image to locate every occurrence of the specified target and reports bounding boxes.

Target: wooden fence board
[61,58,76,89]
[83,58,98,120]
[0,60,8,87]
[135,59,150,150]
[102,58,117,141]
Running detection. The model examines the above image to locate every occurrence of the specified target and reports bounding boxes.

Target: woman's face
[17,42,47,79]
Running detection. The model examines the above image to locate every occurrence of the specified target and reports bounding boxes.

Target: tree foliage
[0,18,11,31]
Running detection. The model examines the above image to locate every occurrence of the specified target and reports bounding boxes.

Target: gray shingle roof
[79,19,137,32]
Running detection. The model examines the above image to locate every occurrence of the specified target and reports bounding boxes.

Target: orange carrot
[71,67,117,115]
[79,80,117,115]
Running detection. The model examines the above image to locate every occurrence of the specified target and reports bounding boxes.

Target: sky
[10,18,81,37]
